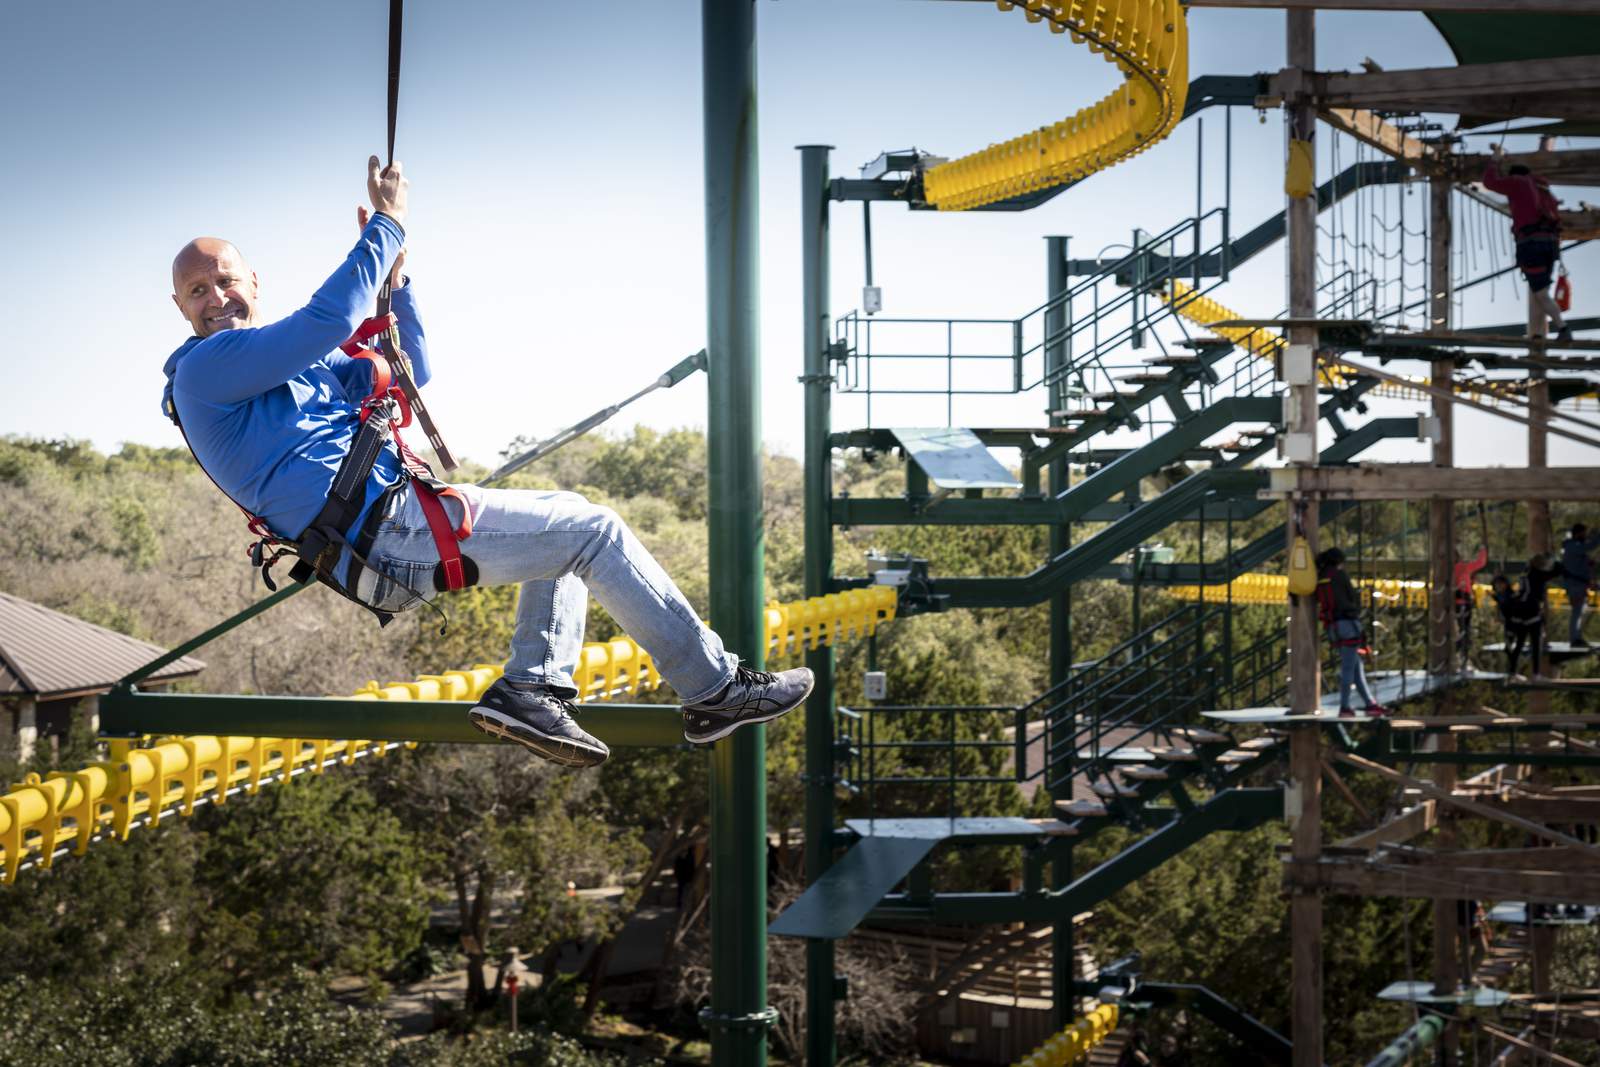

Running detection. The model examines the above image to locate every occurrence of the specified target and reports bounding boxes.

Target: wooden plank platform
[1503,676,1600,691]
[1204,670,1499,723]
[1168,725,1231,744]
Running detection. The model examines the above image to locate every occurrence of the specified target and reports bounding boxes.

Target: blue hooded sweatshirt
[1562,530,1600,585]
[161,214,430,544]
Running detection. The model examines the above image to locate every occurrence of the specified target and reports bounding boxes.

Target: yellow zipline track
[921,0,1188,211]
[1015,1002,1119,1066]
[1171,571,1589,611]
[0,587,897,884]
[1160,281,1537,407]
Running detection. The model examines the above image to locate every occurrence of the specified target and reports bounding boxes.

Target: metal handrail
[832,209,1237,426]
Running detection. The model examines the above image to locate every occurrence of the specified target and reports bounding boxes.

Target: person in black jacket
[1315,547,1387,716]
[1492,554,1563,678]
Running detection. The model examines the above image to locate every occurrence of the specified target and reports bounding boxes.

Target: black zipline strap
[373,0,455,472]
[386,0,403,168]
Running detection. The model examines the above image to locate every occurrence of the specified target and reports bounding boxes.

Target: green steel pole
[1044,234,1075,1026]
[703,3,771,1063]
[799,143,838,1067]
[1363,1013,1446,1067]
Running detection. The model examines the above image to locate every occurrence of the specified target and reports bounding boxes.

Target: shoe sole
[468,707,610,768]
[682,672,816,746]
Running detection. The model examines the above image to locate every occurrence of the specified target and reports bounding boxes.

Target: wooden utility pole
[1528,135,1557,559]
[1427,175,1460,1067]
[1285,13,1323,1067]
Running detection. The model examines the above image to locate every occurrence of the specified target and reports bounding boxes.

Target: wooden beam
[1384,845,1600,872]
[1451,149,1600,188]
[1337,800,1438,849]
[1331,752,1600,856]
[1265,464,1600,501]
[1291,858,1600,902]
[1191,0,1600,9]
[1319,107,1433,165]
[1479,795,1600,822]
[1384,89,1600,123]
[1266,56,1600,113]
[1478,1023,1589,1067]
[1561,207,1600,240]
[1321,758,1372,821]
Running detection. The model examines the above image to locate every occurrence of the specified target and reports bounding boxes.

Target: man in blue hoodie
[163,158,811,768]
[1561,523,1600,648]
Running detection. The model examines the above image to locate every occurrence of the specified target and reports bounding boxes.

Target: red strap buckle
[339,314,397,355]
[414,482,472,591]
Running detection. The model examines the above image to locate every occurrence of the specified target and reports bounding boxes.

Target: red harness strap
[345,315,474,591]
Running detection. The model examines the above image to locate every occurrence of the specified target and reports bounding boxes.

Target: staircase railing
[834,605,1232,820]
[832,209,1233,427]
[1030,607,1227,795]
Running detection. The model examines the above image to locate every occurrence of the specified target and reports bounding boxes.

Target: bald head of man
[171,237,260,339]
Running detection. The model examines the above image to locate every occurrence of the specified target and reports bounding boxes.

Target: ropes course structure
[7,2,1600,1065]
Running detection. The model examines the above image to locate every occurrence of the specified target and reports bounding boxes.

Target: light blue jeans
[1566,581,1589,645]
[351,481,737,703]
[1332,618,1375,710]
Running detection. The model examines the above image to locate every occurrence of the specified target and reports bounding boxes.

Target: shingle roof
[0,593,205,699]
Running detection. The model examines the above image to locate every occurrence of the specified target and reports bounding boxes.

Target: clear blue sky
[3,0,1593,468]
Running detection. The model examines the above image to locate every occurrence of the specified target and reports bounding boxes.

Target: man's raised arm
[176,159,411,405]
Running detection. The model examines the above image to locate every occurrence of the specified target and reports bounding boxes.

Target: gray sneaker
[681,666,814,745]
[467,679,610,767]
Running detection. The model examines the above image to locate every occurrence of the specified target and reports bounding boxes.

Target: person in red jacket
[1483,149,1572,342]
[1454,544,1489,668]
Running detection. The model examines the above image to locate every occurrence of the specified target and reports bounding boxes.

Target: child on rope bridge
[160,158,811,769]
[1491,554,1564,679]
[1315,547,1389,718]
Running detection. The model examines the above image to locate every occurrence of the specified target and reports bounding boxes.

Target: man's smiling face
[171,238,259,338]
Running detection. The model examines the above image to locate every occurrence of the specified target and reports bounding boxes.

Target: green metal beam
[1073,981,1292,1063]
[929,469,1267,608]
[99,689,685,747]
[1052,788,1281,915]
[117,584,307,687]
[832,497,1140,527]
[864,789,1281,924]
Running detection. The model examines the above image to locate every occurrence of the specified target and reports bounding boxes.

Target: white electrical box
[1283,343,1315,385]
[1416,415,1441,442]
[863,671,888,701]
[862,286,883,314]
[1280,431,1316,464]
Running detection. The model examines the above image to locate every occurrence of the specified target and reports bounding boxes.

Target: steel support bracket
[698,1006,781,1033]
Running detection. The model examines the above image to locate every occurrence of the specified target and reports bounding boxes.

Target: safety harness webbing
[167,313,474,625]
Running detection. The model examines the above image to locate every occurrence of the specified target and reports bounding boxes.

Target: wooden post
[1528,133,1557,561]
[1427,178,1460,1066]
[1290,724,1324,1067]
[15,697,36,763]
[1285,14,1323,1065]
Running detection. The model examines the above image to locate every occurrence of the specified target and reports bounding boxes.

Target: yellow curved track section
[1161,282,1285,361]
[1161,282,1530,407]
[1015,1002,1119,1066]
[922,0,1188,211]
[0,587,898,884]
